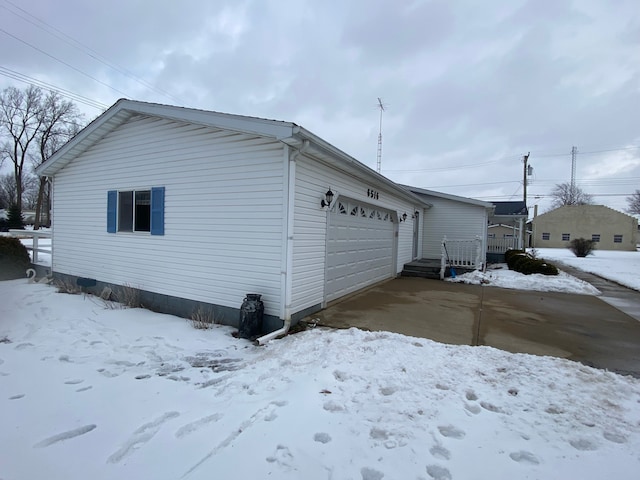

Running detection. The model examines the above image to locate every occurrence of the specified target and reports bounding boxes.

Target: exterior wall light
[402,212,408,222]
[321,189,334,208]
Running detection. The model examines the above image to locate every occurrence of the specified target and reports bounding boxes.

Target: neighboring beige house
[532,205,638,251]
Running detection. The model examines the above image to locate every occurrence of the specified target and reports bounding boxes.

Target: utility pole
[523,152,530,204]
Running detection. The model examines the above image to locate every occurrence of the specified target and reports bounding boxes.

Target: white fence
[487,237,519,254]
[8,229,52,264]
[440,236,483,279]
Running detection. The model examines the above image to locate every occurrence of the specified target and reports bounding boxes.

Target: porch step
[401,259,475,279]
[401,259,444,279]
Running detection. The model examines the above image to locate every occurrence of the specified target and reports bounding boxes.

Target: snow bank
[447,264,601,295]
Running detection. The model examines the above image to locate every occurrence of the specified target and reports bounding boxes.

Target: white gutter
[256,140,309,345]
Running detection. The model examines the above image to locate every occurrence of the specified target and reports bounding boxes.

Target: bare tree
[32,91,83,228]
[549,182,594,209]
[0,173,18,208]
[626,190,640,215]
[0,86,44,213]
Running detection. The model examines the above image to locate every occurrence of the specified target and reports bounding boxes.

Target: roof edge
[403,185,494,209]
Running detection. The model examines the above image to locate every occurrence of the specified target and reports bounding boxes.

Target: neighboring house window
[487,233,495,239]
[614,234,623,243]
[542,233,550,240]
[562,233,570,241]
[107,187,165,235]
[592,234,600,242]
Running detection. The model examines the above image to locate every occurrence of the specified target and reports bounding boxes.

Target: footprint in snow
[64,379,84,385]
[34,424,96,448]
[265,444,294,468]
[569,438,598,451]
[76,386,92,392]
[9,394,25,400]
[465,390,478,401]
[313,432,332,444]
[107,411,179,463]
[361,467,384,480]
[426,464,452,480]
[480,401,503,413]
[438,425,465,439]
[509,451,540,465]
[464,403,481,415]
[175,413,223,439]
[603,431,627,444]
[429,444,451,460]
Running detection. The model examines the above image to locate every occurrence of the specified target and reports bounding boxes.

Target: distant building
[532,205,638,251]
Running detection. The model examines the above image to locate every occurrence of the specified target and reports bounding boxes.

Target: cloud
[1,0,638,212]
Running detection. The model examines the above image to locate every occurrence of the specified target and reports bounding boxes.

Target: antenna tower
[376,97,385,173]
[570,146,577,203]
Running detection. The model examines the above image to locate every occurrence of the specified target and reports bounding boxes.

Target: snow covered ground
[447,264,601,295]
[448,247,640,295]
[536,248,640,292]
[1,280,640,479]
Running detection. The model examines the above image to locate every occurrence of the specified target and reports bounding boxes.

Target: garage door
[326,199,395,302]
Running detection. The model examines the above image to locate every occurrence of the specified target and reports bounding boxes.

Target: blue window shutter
[150,186,165,235]
[107,190,117,233]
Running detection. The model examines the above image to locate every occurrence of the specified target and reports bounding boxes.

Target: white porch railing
[441,236,483,280]
[8,229,52,264]
[487,237,519,254]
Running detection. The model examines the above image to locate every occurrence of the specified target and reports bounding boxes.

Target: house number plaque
[367,188,379,200]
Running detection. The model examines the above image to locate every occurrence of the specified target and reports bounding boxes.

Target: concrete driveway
[311,276,640,377]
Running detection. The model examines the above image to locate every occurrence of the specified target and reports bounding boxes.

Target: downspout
[257,139,310,345]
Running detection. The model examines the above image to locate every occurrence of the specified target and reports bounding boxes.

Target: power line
[0,27,133,98]
[0,66,108,111]
[0,0,184,104]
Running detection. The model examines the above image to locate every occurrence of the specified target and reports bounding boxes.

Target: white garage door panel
[326,200,395,302]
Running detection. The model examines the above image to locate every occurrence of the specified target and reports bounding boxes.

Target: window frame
[562,233,570,242]
[542,232,550,241]
[107,187,164,235]
[592,234,600,243]
[613,234,623,243]
[117,189,151,233]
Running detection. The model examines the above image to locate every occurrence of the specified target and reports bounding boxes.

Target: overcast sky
[1,0,638,213]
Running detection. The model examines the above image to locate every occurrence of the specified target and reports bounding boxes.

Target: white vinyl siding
[421,196,488,258]
[291,155,418,312]
[52,114,286,317]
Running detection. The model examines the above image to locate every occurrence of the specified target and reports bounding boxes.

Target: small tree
[568,237,595,257]
[6,203,24,229]
[626,190,640,215]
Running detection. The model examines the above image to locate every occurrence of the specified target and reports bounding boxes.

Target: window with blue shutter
[107,187,164,235]
[150,186,165,235]
[107,190,117,233]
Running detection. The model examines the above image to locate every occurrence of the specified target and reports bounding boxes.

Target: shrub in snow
[569,237,595,257]
[505,250,528,270]
[0,236,31,280]
[505,248,558,275]
[6,204,24,230]
[518,258,559,276]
